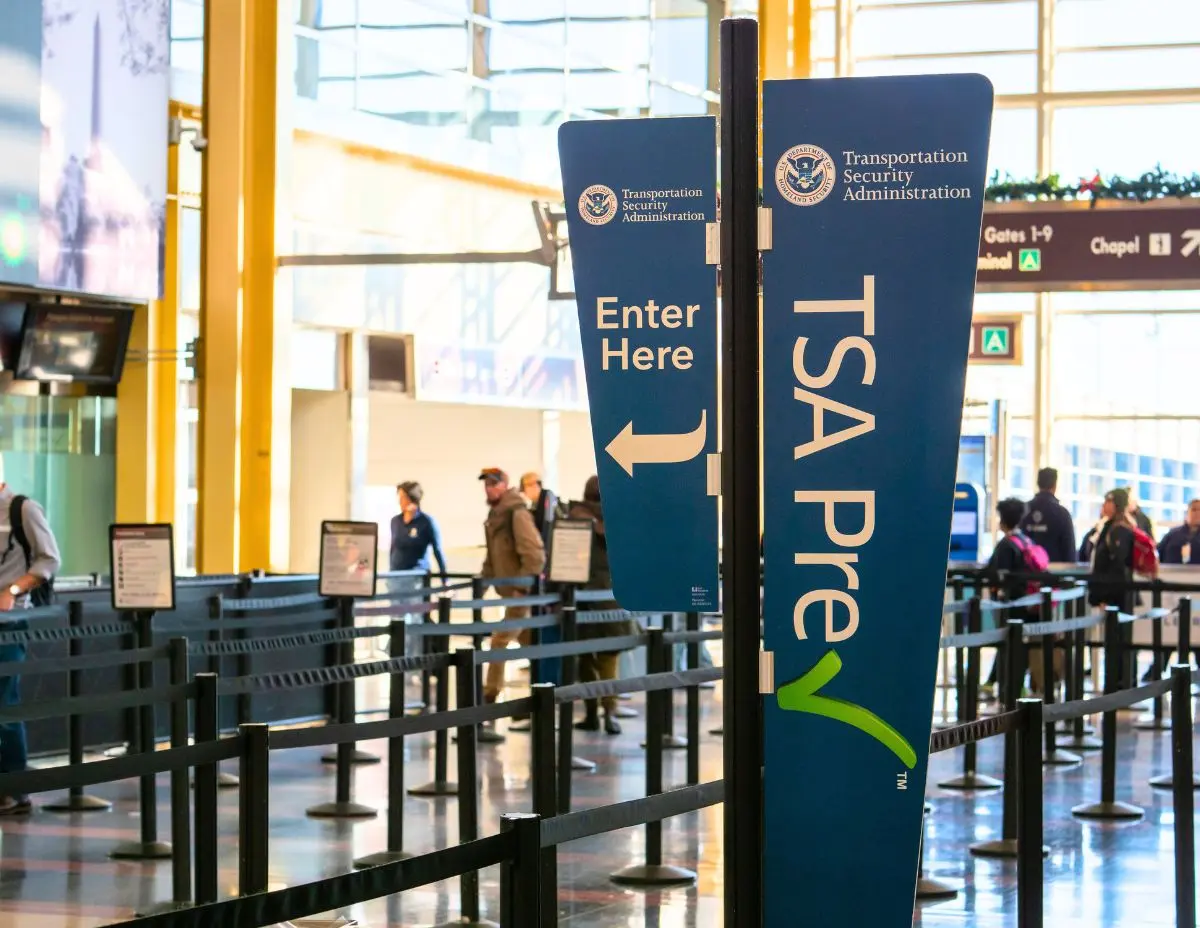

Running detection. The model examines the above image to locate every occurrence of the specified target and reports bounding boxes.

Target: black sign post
[720,18,763,928]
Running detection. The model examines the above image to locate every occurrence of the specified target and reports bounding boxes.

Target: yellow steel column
[154,124,181,528]
[197,0,247,574]
[115,299,154,522]
[238,0,280,572]
[759,0,812,80]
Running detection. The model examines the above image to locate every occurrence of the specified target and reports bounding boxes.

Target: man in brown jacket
[479,467,546,703]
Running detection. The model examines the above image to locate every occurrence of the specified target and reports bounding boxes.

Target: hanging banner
[761,74,993,925]
[558,117,719,611]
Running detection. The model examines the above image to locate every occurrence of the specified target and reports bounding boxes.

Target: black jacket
[986,532,1033,615]
[1089,520,1135,610]
[1019,492,1076,564]
[389,511,447,574]
[1158,524,1200,565]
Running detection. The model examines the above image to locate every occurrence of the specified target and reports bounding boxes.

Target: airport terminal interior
[0,0,1197,926]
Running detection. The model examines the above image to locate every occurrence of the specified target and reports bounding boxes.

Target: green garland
[985,166,1200,205]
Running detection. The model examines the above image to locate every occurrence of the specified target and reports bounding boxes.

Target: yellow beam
[154,128,181,534]
[759,0,812,79]
[239,0,283,573]
[114,301,154,523]
[197,0,246,574]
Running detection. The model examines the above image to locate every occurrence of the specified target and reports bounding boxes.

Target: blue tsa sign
[558,117,718,612]
[761,75,993,927]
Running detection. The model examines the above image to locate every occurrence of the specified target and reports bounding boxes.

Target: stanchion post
[1064,585,1101,750]
[557,605,577,813]
[111,611,172,860]
[44,601,111,813]
[940,597,1001,790]
[471,577,486,657]
[1041,588,1079,766]
[686,611,701,786]
[237,723,270,897]
[168,638,192,906]
[410,603,458,797]
[448,647,487,927]
[530,684,557,928]
[1016,698,1044,928]
[500,814,542,928]
[1073,606,1143,820]
[952,579,966,726]
[234,577,253,728]
[193,673,220,905]
[720,18,763,928]
[1170,665,1196,928]
[322,596,379,765]
[1180,597,1193,670]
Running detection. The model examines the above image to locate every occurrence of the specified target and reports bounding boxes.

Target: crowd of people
[389,468,635,735]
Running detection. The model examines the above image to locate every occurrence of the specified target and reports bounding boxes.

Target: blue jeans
[0,626,28,793]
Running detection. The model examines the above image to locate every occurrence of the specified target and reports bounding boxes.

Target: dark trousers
[0,632,28,797]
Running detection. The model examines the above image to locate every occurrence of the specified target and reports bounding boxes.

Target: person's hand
[0,590,14,612]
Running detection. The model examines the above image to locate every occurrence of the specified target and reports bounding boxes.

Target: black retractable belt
[110,610,174,861]
[42,601,112,813]
[1072,606,1144,820]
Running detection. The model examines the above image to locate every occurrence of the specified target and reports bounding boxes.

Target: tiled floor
[0,676,1194,926]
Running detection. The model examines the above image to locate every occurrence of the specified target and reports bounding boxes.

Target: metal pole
[686,611,701,786]
[237,723,270,896]
[322,596,379,764]
[1139,586,1169,731]
[1016,698,1044,928]
[1041,588,1079,766]
[941,598,1001,790]
[557,606,577,813]
[719,18,763,928]
[193,673,220,905]
[500,814,542,928]
[530,684,557,928]
[410,600,458,797]
[168,638,192,906]
[44,601,111,812]
[450,648,485,925]
[1170,665,1196,928]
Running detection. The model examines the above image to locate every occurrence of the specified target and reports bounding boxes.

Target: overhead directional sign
[968,315,1022,364]
[558,117,718,611]
[977,203,1200,290]
[762,74,993,926]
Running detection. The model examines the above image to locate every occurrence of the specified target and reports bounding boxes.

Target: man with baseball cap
[479,467,545,703]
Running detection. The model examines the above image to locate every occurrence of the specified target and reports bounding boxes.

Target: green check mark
[776,650,918,770]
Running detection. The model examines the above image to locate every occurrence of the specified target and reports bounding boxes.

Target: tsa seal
[775,145,836,206]
[578,184,618,225]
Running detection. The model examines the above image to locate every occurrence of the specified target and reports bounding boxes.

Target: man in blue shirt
[1020,467,1077,563]
[1159,499,1200,566]
[389,482,447,576]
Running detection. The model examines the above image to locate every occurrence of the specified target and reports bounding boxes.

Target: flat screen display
[950,511,978,537]
[15,304,133,384]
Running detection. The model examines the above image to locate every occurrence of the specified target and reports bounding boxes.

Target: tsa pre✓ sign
[558,117,718,612]
[761,75,993,926]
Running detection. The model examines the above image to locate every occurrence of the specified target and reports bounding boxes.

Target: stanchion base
[698,681,717,691]
[320,749,381,765]
[1148,773,1200,790]
[572,756,597,772]
[353,849,412,869]
[915,876,958,900]
[641,735,688,750]
[42,793,112,813]
[1044,749,1082,766]
[404,700,426,714]
[408,781,458,798]
[110,840,173,861]
[507,719,532,732]
[430,920,499,928]
[969,838,1050,859]
[1071,800,1144,820]
[709,727,724,736]
[613,706,638,719]
[305,801,378,819]
[1057,734,1103,751]
[936,772,1002,791]
[610,863,697,887]
[477,727,507,745]
[134,900,194,917]
[1134,715,1171,732]
[1057,721,1094,735]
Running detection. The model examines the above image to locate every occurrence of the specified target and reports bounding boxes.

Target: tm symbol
[896,771,908,791]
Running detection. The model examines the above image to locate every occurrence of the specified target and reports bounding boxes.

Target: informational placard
[548,518,594,585]
[977,203,1200,291]
[319,521,379,599]
[558,116,719,611]
[761,74,993,926]
[110,524,176,612]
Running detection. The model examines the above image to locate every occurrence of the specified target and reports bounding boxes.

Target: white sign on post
[110,524,176,611]
[319,521,379,599]
[548,518,594,586]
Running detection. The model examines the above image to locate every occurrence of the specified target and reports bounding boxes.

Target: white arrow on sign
[1181,229,1200,258]
[606,410,707,477]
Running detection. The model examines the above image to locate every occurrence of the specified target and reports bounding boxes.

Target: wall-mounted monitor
[14,303,134,384]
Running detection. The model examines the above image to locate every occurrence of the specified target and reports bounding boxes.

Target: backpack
[7,496,55,607]
[1008,532,1050,596]
[1129,526,1159,578]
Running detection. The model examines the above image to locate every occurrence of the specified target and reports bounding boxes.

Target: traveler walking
[389,481,447,576]
[569,477,638,735]
[1020,467,1077,564]
[0,462,62,815]
[479,468,545,704]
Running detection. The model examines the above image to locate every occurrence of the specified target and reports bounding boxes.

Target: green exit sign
[969,318,1021,364]
[980,326,1009,355]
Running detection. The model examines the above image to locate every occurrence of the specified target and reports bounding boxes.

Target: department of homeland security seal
[578,184,618,225]
[775,145,836,206]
